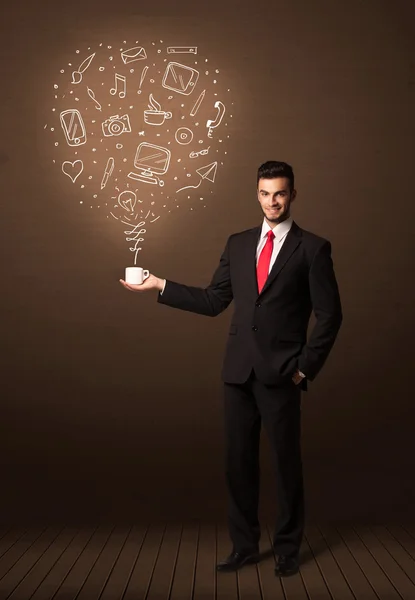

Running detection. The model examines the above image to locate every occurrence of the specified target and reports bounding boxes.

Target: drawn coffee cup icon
[144,110,172,126]
[144,93,172,126]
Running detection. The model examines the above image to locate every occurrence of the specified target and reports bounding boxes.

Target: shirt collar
[260,216,293,243]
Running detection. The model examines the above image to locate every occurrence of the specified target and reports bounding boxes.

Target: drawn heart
[62,160,83,183]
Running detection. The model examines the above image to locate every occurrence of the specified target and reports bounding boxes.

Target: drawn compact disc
[175,127,194,145]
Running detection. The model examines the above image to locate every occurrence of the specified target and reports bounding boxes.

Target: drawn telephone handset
[206,101,226,138]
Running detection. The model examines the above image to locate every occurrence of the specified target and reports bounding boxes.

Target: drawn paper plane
[196,161,217,183]
[177,161,218,193]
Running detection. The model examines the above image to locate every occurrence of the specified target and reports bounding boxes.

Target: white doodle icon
[128,141,171,187]
[62,160,84,183]
[118,190,137,211]
[206,101,225,137]
[189,146,210,158]
[110,73,126,98]
[87,87,102,111]
[71,52,95,84]
[175,127,193,145]
[190,89,205,116]
[144,94,172,126]
[167,46,197,54]
[162,62,199,95]
[102,114,131,137]
[137,65,149,94]
[176,161,217,193]
[101,157,115,189]
[60,109,87,146]
[121,46,147,64]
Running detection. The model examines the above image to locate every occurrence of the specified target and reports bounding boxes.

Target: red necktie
[257,230,275,293]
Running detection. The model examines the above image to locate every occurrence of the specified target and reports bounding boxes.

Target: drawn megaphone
[206,101,226,138]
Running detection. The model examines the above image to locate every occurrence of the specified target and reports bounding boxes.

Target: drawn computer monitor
[128,142,171,186]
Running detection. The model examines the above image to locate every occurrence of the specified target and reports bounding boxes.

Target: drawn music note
[110,73,126,99]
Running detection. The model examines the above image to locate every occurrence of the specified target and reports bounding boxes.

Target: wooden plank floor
[0,523,414,599]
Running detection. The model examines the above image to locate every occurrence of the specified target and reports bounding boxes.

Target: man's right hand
[119,274,164,293]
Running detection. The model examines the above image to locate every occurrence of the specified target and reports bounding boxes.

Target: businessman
[120,161,343,577]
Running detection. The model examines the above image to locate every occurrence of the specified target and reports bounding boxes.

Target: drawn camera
[102,114,132,137]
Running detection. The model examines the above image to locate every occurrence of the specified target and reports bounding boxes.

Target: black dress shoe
[274,554,299,577]
[216,551,260,572]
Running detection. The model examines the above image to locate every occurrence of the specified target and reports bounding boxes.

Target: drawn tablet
[162,62,199,96]
[60,109,87,146]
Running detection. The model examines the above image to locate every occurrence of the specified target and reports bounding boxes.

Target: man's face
[257,177,296,226]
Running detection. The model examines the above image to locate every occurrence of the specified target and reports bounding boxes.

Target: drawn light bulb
[118,190,137,212]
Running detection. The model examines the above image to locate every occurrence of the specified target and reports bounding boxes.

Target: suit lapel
[255,221,302,296]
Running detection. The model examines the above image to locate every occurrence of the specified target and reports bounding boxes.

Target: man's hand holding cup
[120,267,163,292]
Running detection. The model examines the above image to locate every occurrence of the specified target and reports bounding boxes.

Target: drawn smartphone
[60,109,87,146]
[162,62,199,95]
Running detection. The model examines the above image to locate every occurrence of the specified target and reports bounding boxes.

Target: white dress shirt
[256,216,293,271]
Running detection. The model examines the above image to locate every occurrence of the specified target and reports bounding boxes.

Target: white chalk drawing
[71,52,95,84]
[138,65,149,94]
[102,114,131,137]
[60,109,87,146]
[206,100,225,137]
[49,40,233,265]
[118,190,137,211]
[62,159,84,183]
[175,127,194,145]
[123,220,146,264]
[162,62,199,95]
[167,46,197,54]
[189,146,210,158]
[101,157,115,189]
[176,161,217,193]
[110,73,126,98]
[87,87,102,111]
[128,141,171,186]
[121,46,147,64]
[144,94,172,126]
[190,89,205,116]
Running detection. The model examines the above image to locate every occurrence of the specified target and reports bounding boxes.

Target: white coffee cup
[125,267,150,285]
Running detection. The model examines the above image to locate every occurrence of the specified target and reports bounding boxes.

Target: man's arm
[297,240,343,381]
[157,236,233,317]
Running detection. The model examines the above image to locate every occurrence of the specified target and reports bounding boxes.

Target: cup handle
[165,112,172,119]
[143,270,150,280]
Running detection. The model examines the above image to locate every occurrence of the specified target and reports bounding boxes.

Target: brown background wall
[1,0,414,524]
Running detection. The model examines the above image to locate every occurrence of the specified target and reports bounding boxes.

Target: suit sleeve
[298,240,343,380]
[156,236,233,317]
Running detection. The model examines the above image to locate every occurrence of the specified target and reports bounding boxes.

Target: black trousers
[223,368,304,557]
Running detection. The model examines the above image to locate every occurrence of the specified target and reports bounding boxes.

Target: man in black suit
[120,161,343,577]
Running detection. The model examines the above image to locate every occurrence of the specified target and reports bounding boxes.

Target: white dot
[76,50,80,53]
[80,201,83,204]
[55,142,58,146]
[130,69,134,73]
[50,127,54,131]
[93,194,97,198]
[99,67,105,71]
[81,185,85,188]
[54,84,58,89]
[60,69,64,73]
[109,56,113,61]
[88,176,92,179]
[216,69,219,73]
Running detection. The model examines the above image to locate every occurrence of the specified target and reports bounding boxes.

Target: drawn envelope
[121,46,147,64]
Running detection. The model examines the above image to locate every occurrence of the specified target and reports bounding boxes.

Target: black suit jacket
[157,220,343,389]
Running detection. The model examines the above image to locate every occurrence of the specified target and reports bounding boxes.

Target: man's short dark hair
[257,161,294,190]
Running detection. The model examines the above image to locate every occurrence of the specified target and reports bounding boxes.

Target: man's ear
[291,189,297,201]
